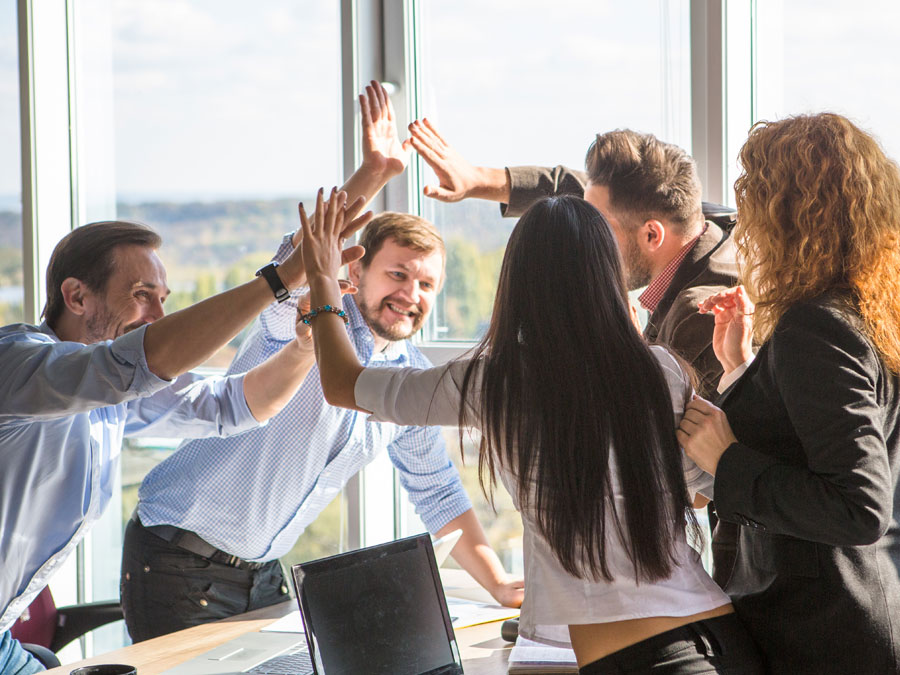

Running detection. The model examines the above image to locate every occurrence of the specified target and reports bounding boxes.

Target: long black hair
[458,196,699,582]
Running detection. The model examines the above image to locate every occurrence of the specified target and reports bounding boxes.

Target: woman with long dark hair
[678,113,900,673]
[300,189,762,673]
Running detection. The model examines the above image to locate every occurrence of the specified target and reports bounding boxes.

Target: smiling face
[81,244,171,342]
[349,238,444,347]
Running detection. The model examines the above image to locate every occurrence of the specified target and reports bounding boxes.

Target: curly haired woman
[678,113,900,673]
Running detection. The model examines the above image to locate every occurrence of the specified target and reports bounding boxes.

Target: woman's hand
[360,80,411,179]
[698,285,755,373]
[299,188,370,284]
[676,396,738,476]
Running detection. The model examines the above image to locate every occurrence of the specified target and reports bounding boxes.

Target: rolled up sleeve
[0,324,171,421]
[125,372,261,439]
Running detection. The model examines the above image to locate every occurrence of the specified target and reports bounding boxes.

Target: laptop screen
[291,534,463,675]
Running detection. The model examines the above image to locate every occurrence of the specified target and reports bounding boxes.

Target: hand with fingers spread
[698,285,755,373]
[408,118,510,203]
[299,188,352,287]
[292,193,372,250]
[360,79,411,179]
[675,396,738,476]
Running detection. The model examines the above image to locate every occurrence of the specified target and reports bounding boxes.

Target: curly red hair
[734,113,900,372]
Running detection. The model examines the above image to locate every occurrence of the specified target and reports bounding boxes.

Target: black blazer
[714,295,900,674]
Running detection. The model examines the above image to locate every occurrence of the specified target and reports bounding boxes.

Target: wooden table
[47,571,514,675]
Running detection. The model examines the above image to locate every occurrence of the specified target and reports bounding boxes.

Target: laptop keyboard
[247,648,313,675]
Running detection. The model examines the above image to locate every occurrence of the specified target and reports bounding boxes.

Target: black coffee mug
[70,664,136,675]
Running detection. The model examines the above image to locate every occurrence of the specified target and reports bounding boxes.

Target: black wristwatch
[255,262,290,303]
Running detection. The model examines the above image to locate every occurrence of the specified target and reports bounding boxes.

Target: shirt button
[125,572,131,581]
[281,585,288,594]
[143,566,150,573]
[199,599,209,607]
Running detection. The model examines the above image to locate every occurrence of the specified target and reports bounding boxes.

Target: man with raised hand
[122,83,523,642]
[407,119,740,584]
[0,192,368,673]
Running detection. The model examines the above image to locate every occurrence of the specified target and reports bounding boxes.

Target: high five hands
[299,188,359,287]
[408,118,510,203]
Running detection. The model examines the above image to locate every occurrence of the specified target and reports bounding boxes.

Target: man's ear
[638,219,666,253]
[347,260,363,286]
[60,277,90,316]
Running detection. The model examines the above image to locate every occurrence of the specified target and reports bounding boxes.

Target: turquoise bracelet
[299,304,349,326]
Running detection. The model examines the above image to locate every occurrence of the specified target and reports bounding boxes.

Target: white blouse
[354,345,730,647]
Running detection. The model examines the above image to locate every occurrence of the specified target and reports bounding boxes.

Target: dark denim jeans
[579,614,764,675]
[120,516,289,642]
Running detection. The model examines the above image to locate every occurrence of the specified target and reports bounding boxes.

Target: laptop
[164,533,463,675]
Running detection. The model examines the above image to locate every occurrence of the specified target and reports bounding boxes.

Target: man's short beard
[84,307,116,343]
[622,235,653,291]
[357,296,425,342]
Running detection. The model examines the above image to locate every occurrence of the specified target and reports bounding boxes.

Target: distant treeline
[0,197,514,338]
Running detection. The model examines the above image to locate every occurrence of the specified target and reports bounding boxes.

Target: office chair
[10,586,124,669]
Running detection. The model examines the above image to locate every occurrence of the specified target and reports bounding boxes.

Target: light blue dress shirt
[136,235,472,562]
[0,322,260,632]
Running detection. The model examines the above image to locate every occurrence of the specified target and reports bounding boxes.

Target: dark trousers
[579,614,764,675]
[120,515,290,642]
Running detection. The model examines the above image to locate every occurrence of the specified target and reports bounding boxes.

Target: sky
[2,0,900,206]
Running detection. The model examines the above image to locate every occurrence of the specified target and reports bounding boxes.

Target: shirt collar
[39,321,61,341]
[638,222,708,312]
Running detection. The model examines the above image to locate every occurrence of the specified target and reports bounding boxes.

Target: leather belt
[132,512,267,571]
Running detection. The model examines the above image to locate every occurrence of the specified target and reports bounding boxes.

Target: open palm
[360,80,410,178]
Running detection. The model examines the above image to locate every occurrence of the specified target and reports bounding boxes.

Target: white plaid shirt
[137,235,471,562]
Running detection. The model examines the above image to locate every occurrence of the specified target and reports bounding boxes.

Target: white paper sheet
[260,610,305,633]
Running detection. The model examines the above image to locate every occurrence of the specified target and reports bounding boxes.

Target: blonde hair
[734,113,900,372]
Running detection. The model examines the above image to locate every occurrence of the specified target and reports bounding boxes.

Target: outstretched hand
[360,80,411,179]
[299,188,362,284]
[698,285,755,373]
[292,192,372,248]
[409,118,500,202]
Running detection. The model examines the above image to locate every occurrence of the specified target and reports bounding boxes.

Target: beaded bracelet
[299,304,349,326]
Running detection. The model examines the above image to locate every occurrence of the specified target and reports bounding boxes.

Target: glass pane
[755,0,900,161]
[75,0,342,367]
[411,0,691,580]
[69,1,344,650]
[417,0,691,342]
[0,0,23,326]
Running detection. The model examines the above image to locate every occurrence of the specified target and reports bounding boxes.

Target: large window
[14,0,900,661]
[0,0,22,326]
[75,0,342,369]
[416,0,691,343]
[64,2,346,652]
[408,0,692,574]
